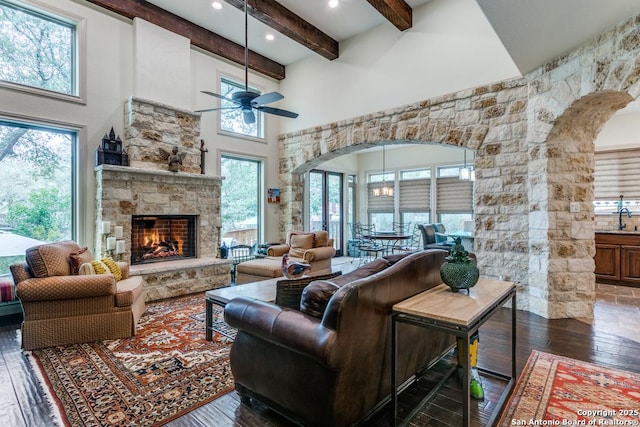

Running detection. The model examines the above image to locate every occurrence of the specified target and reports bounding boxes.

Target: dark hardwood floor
[1,283,639,426]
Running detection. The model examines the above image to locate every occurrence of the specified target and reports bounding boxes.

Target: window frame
[217,74,266,141]
[0,0,86,104]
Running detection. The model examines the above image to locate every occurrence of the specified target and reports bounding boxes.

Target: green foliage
[220,157,258,231]
[0,2,73,94]
[445,237,472,264]
[6,187,71,241]
[0,256,23,277]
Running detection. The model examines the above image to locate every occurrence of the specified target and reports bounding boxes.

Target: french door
[309,170,343,256]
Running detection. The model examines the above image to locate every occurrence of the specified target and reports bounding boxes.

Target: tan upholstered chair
[10,240,146,350]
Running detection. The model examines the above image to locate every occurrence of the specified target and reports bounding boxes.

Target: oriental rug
[498,350,640,426]
[28,293,235,427]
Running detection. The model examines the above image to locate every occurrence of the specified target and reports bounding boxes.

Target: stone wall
[277,13,640,319]
[124,97,202,174]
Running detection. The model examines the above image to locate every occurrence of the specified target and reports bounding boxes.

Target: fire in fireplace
[131,215,197,264]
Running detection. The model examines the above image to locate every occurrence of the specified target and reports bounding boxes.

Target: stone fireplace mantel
[95,164,228,300]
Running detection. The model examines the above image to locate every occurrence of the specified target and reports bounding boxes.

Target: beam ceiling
[367,0,412,31]
[223,0,339,61]
[85,0,286,80]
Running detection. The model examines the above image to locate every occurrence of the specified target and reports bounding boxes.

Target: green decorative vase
[440,238,479,293]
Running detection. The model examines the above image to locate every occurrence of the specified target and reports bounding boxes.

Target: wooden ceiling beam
[366,0,412,31]
[84,0,285,80]
[224,0,339,61]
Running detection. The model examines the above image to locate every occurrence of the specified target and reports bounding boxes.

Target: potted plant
[440,237,479,293]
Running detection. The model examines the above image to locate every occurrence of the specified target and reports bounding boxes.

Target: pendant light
[373,145,394,197]
[459,149,475,182]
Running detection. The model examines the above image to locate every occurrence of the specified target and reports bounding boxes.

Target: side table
[391,278,516,427]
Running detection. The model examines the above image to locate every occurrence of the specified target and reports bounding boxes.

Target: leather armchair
[418,224,455,250]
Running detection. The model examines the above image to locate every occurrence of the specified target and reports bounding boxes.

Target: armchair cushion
[69,247,94,274]
[25,240,80,278]
[289,233,315,258]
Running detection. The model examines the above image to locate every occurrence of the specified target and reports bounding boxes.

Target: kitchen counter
[596,230,640,235]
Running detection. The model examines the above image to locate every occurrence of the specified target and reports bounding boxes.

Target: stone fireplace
[94,97,230,301]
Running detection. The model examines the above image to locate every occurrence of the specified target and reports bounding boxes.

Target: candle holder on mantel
[216,225,222,258]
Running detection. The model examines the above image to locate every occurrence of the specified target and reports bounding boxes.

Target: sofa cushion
[275,271,342,310]
[25,240,80,278]
[300,280,340,318]
[69,247,94,275]
[289,233,315,258]
[330,258,390,287]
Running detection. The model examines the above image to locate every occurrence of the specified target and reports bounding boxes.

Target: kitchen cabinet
[595,232,640,286]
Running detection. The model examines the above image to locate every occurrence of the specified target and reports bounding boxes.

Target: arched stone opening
[527,91,633,319]
[277,13,640,318]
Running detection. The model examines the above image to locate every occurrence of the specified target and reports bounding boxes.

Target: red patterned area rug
[498,350,640,426]
[28,293,234,427]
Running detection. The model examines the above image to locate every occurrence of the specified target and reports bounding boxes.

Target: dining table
[362,231,411,255]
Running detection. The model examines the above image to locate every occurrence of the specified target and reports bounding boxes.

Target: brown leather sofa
[224,249,454,426]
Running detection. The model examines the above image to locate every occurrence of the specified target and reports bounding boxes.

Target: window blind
[367,182,394,212]
[399,178,430,211]
[594,150,640,200]
[436,177,473,212]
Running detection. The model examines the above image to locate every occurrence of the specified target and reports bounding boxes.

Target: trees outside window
[219,77,263,139]
[220,155,261,247]
[0,0,78,96]
[0,122,74,275]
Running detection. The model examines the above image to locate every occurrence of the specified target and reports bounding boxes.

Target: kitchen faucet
[618,195,632,230]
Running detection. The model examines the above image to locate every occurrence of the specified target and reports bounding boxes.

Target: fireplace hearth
[131,215,197,265]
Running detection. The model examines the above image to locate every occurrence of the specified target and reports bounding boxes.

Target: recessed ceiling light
[265,33,275,41]
[328,0,339,8]
[211,1,222,10]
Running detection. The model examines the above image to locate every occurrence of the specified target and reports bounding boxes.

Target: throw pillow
[300,280,340,318]
[289,233,315,258]
[25,240,80,278]
[69,247,94,275]
[85,260,110,275]
[313,231,329,248]
[275,271,342,310]
[101,257,122,281]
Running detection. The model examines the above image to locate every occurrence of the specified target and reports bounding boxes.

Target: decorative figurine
[281,254,312,279]
[96,127,128,166]
[159,147,184,172]
[199,139,208,174]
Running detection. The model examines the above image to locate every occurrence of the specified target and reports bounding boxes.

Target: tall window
[0,120,75,276]
[219,76,263,139]
[436,165,473,232]
[367,171,395,230]
[399,169,431,226]
[220,155,262,247]
[0,0,81,98]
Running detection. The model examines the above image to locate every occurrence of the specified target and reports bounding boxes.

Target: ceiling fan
[196,0,298,124]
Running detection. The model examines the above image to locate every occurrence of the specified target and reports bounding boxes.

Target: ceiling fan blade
[251,91,284,107]
[243,110,256,124]
[201,90,231,101]
[257,106,299,119]
[194,106,240,113]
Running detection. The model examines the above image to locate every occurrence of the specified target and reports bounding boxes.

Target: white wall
[0,0,283,247]
[279,0,521,132]
[595,111,640,151]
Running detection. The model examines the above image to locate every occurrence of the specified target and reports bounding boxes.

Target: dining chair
[393,223,421,253]
[352,223,385,266]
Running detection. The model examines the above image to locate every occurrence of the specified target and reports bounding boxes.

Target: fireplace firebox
[131,215,197,265]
